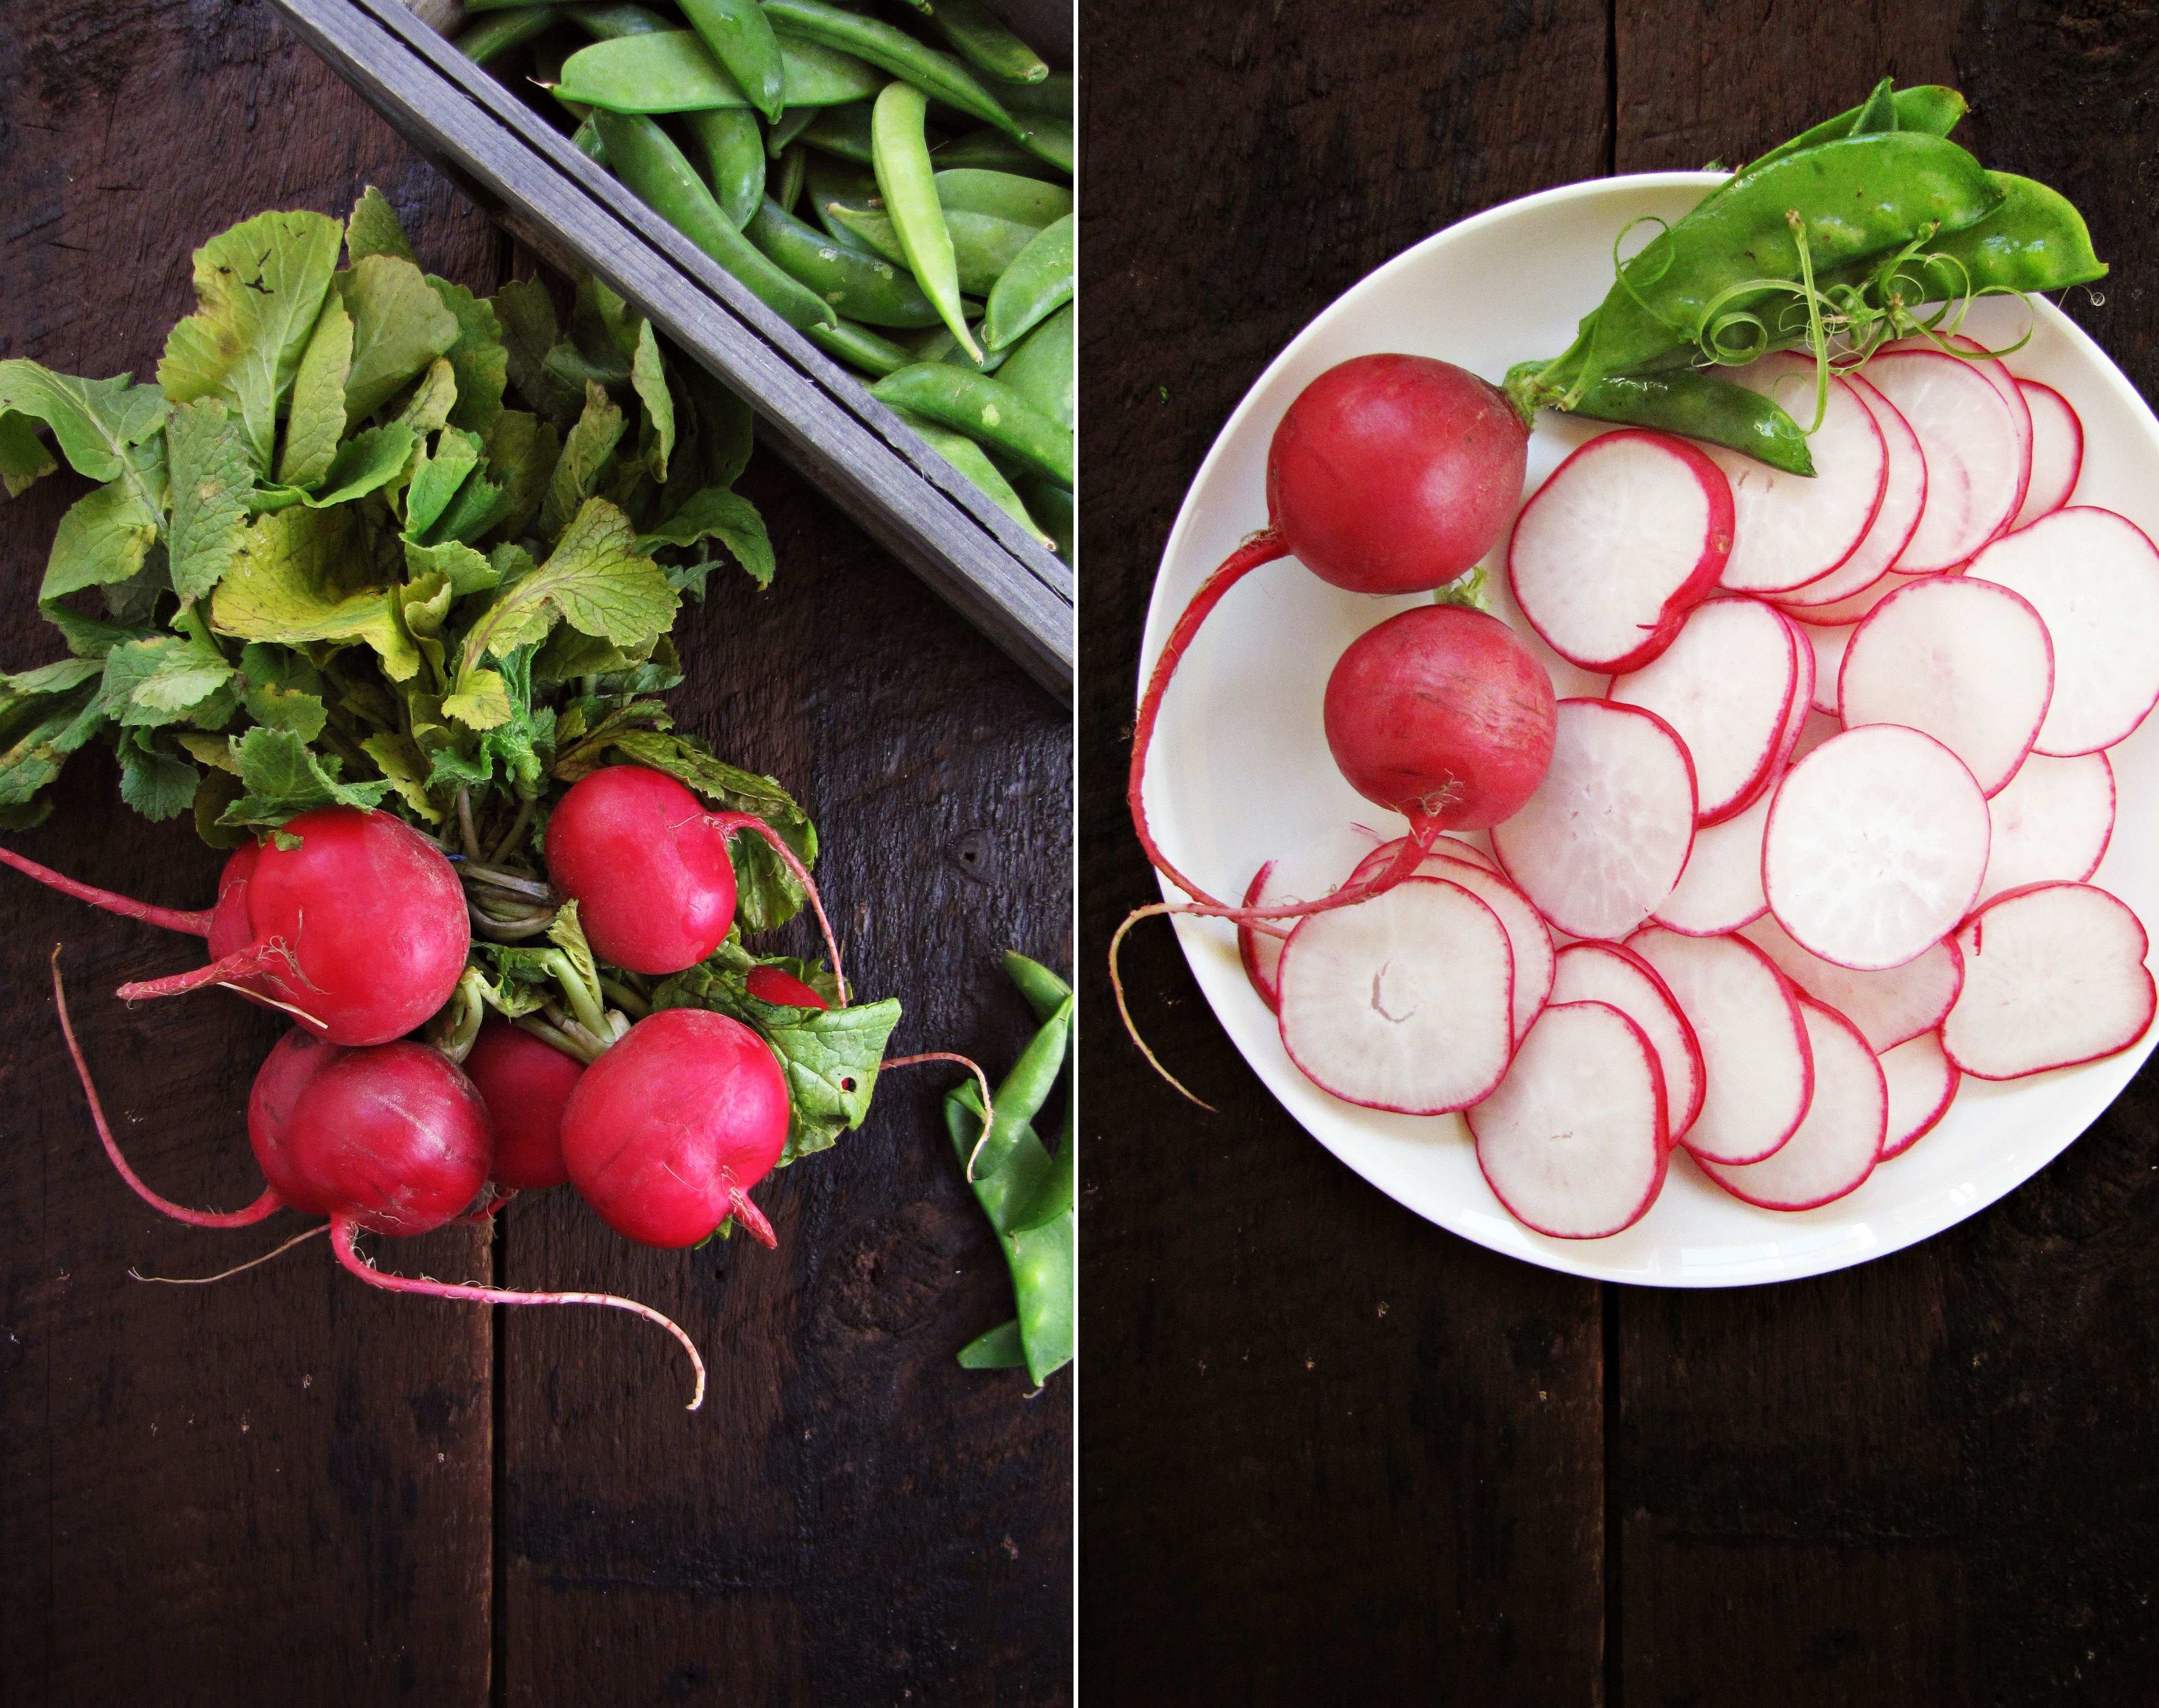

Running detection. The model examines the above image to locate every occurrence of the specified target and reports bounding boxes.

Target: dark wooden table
[1079,4,2159,1701]
[0,4,1071,1702]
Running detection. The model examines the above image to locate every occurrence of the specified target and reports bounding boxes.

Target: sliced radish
[1879,1032,1958,1161]
[1695,997,1885,1211]
[1627,926,1813,1166]
[1239,863,1288,1012]
[1506,429,1735,673]
[1470,1001,1670,1240]
[2012,380,2082,530]
[1653,788,1770,937]
[1233,826,1377,1013]
[1778,568,1919,629]
[1975,751,2114,909]
[1763,725,1991,971]
[1756,609,1816,795]
[1943,882,2156,1080]
[1964,507,2159,756]
[1775,373,1928,609]
[1740,912,1963,1053]
[1709,358,1887,594]
[1936,334,2033,535]
[1550,940,1706,1139]
[1800,625,1848,713]
[1608,597,1794,824]
[1276,878,1515,1114]
[1858,351,2021,571]
[1491,699,1697,941]
[1837,575,2054,796]
[1789,707,1842,766]
[1344,848,1551,1043]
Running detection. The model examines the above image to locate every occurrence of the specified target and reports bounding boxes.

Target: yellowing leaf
[340,254,460,423]
[209,506,422,681]
[0,363,168,483]
[346,186,417,266]
[278,292,354,489]
[396,357,458,435]
[430,275,508,439]
[443,668,514,730]
[538,382,625,541]
[40,479,160,601]
[359,731,442,822]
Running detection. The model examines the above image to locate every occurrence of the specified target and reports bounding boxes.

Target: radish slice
[1858,351,2022,570]
[1709,359,1887,594]
[1346,848,1552,1043]
[1778,567,1921,629]
[1942,882,2156,1080]
[1469,1001,1670,1239]
[1276,878,1515,1114]
[1696,997,1885,1211]
[1790,708,1842,766]
[1233,825,1378,1013]
[1879,1032,1958,1161]
[1837,575,2054,796]
[1935,333,2033,535]
[1799,625,1848,713]
[1506,429,1735,674]
[1351,832,1499,877]
[1491,699,1698,941]
[1740,913,1963,1053]
[1775,373,1929,608]
[1550,940,1706,1139]
[1608,597,1794,824]
[1763,725,1991,971]
[1964,507,2159,756]
[1653,788,1770,937]
[1627,926,1813,1166]
[1756,609,1816,796]
[1238,862,1288,1013]
[1975,751,2115,909]
[2012,380,2082,529]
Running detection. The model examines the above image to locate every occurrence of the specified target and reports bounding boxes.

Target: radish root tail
[882,1051,1001,1179]
[1108,906,1216,1112]
[115,938,294,1005]
[711,814,849,1006]
[131,1221,329,1284]
[0,845,216,936]
[727,1186,778,1249]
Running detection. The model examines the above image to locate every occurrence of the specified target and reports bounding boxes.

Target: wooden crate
[267,0,1075,702]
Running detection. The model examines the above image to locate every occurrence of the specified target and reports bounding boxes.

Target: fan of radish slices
[1223,338,2158,1242]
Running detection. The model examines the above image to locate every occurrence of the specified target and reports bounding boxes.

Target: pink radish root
[880,1051,999,1178]
[115,939,305,1005]
[1,846,214,935]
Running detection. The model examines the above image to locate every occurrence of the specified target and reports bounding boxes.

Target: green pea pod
[907,320,1009,375]
[803,316,916,377]
[1557,369,1816,476]
[944,1086,1047,1235]
[957,1319,1027,1369]
[1003,950,1070,1024]
[593,109,839,329]
[798,100,877,165]
[872,81,978,358]
[982,212,1071,350]
[923,0,1049,85]
[571,113,609,166]
[1737,82,1967,182]
[1848,78,1900,135]
[454,6,556,65]
[995,301,1073,431]
[1009,1211,1073,1386]
[807,155,882,244]
[745,196,943,327]
[680,0,787,123]
[775,141,807,214]
[558,30,882,112]
[872,361,1072,486]
[987,994,1073,1156]
[933,128,1061,179]
[934,168,1070,228]
[1885,171,2106,301]
[890,405,1055,549]
[996,72,1071,120]
[566,2,675,37]
[826,201,1040,296]
[679,107,766,229]
[1010,115,1074,177]
[1021,476,1072,565]
[761,0,1025,138]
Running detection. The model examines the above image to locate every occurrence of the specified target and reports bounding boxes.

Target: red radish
[1505,428,1733,672]
[745,966,831,1008]
[1879,1031,1958,1161]
[1941,882,2156,1079]
[1758,610,1817,797]
[1709,356,1888,594]
[1549,940,1706,1139]
[1626,926,1813,1167]
[1695,997,1885,1211]
[3,807,469,1046]
[1345,846,1553,1043]
[248,1027,347,1215]
[1763,725,1991,971]
[547,765,843,988]
[1858,351,2023,570]
[1275,877,1514,1115]
[1964,507,2159,756]
[1608,597,1795,824]
[1491,699,1696,941]
[560,1006,791,1248]
[1739,913,1962,1054]
[2012,380,2082,529]
[463,1019,585,1190]
[1800,624,1852,714]
[1238,861,1289,1012]
[1469,1001,1669,1239]
[1975,751,2115,909]
[1931,334,2033,534]
[1775,374,1928,609]
[1651,789,1770,938]
[1837,575,2054,796]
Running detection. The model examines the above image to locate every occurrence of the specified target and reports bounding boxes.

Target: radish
[1695,997,1885,1211]
[1879,1031,1958,1161]
[1799,624,1852,714]
[1548,940,1705,1140]
[2012,380,2082,530]
[745,966,830,1008]
[1857,350,2023,571]
[1651,789,1770,938]
[1777,568,1916,630]
[1759,609,1817,797]
[463,1019,585,1191]
[1975,751,2114,909]
[1773,374,1928,610]
[1708,356,1888,595]
[1608,597,1795,824]
[1505,428,1733,672]
[3,807,470,1046]
[1468,1001,1669,1239]
[1932,334,2034,536]
[1344,845,1552,1043]
[1739,913,1962,1054]
[1941,882,2156,1080]
[546,765,843,987]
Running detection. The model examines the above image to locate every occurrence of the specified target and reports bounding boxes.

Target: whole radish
[463,1018,585,1190]
[745,966,830,1008]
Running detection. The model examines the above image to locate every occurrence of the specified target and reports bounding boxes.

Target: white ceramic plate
[1140,172,2159,1287]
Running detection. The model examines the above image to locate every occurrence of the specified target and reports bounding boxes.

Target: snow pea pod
[1736,81,1967,183]
[1010,114,1073,176]
[872,362,1072,486]
[889,404,1055,548]
[826,201,1040,296]
[1003,951,1070,1024]
[557,30,881,111]
[994,301,1074,432]
[943,1081,1073,1385]
[804,317,916,377]
[454,6,557,65]
[679,0,785,123]
[923,0,1048,85]
[934,168,1070,228]
[775,141,806,214]
[1561,370,1816,476]
[908,321,1009,376]
[957,1319,1027,1369]
[571,113,609,165]
[997,72,1072,121]
[592,110,838,328]
[933,129,1060,179]
[1877,171,2106,301]
[679,107,766,229]
[806,154,881,244]
[1021,476,1072,566]
[761,0,1025,138]
[798,101,877,165]
[872,81,977,357]
[744,196,943,327]
[566,2,675,36]
[982,212,1072,350]
[766,104,816,157]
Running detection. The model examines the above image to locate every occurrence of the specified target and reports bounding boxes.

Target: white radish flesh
[1740,912,1963,1054]
[1837,575,2054,796]
[1860,351,2023,570]
[1491,699,1698,941]
[1776,373,1929,609]
[1609,597,1794,824]
[1233,824,1379,1014]
[1276,878,1515,1115]
[1941,882,2156,1080]
[1346,847,1552,1043]
[2012,380,2082,530]
[1469,1001,1669,1240]
[1652,788,1770,937]
[1778,568,1916,629]
[1696,998,1885,1211]
[1938,333,2033,535]
[1800,625,1847,715]
[1550,940,1706,1139]
[1763,725,1991,971]
[1879,1031,1958,1161]
[1758,610,1816,797]
[1709,357,1887,594]
[1627,926,1813,1166]
[1975,751,2114,909]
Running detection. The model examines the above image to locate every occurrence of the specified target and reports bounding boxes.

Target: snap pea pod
[1009,113,1074,176]
[593,109,838,328]
[995,71,1072,120]
[557,30,881,111]
[804,316,916,376]
[935,167,1070,227]
[745,196,944,327]
[1556,369,1816,476]
[908,320,1009,375]
[922,0,1048,85]
[1734,81,1967,184]
[1003,950,1070,1024]
[775,141,807,214]
[679,0,785,122]
[933,128,1060,178]
[1879,171,2106,302]
[454,6,557,65]
[971,993,1074,1181]
[793,99,876,163]
[679,107,766,229]
[957,1319,1027,1368]
[889,405,1055,548]
[807,154,882,243]
[982,211,1071,349]
[872,361,1071,486]
[872,80,978,357]
[566,1,676,36]
[825,201,1040,296]
[994,300,1073,431]
[761,0,1025,138]
[571,112,609,165]
[1021,476,1072,566]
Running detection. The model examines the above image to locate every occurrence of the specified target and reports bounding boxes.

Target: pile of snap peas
[1506,79,2105,473]
[447,0,1076,567]
[946,951,1074,1387]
